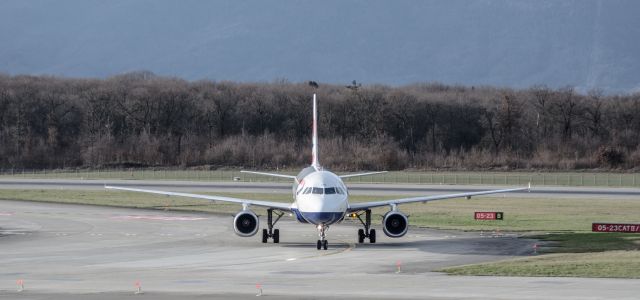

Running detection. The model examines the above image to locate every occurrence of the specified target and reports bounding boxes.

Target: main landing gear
[262,208,283,244]
[354,209,376,244]
[316,224,328,250]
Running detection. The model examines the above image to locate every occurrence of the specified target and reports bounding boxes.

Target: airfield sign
[592,223,640,233]
[474,212,503,220]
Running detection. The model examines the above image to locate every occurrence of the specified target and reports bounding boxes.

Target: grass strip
[534,232,640,253]
[440,233,640,278]
[1,190,639,232]
[1,169,639,187]
[440,251,640,278]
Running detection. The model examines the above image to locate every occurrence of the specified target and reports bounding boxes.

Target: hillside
[0,0,639,93]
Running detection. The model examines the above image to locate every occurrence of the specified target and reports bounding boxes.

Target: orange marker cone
[396,260,402,273]
[256,283,263,296]
[17,279,24,292]
[134,280,143,294]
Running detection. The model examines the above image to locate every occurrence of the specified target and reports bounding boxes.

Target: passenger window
[325,187,336,194]
[312,187,323,194]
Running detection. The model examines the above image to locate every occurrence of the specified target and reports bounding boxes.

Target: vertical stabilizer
[311,94,320,168]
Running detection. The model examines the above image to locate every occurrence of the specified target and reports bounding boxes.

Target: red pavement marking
[110,215,208,221]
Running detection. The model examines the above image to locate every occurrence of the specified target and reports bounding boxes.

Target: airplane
[106,93,529,250]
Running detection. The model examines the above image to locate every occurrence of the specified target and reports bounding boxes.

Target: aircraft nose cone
[301,211,344,224]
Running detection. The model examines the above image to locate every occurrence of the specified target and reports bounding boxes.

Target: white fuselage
[291,170,349,225]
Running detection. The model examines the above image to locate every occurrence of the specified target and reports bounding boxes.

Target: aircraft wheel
[273,229,280,243]
[262,229,268,243]
[358,229,365,243]
[317,240,322,250]
[369,229,376,243]
[323,239,328,250]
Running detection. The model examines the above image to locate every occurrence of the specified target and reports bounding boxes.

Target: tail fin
[311,94,320,169]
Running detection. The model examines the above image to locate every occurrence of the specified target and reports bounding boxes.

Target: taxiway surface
[1,200,639,299]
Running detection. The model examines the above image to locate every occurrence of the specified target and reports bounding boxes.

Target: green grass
[534,233,640,253]
[1,190,639,233]
[439,232,640,278]
[1,169,639,187]
[0,189,287,216]
[440,251,640,278]
[373,197,640,232]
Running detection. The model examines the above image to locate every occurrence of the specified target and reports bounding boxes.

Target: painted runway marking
[286,258,297,261]
[110,215,208,221]
[0,212,14,216]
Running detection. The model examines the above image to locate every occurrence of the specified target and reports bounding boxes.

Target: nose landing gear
[316,224,329,250]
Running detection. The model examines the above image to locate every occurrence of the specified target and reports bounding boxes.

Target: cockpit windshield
[302,187,344,195]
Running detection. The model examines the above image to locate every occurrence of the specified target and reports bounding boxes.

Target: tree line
[0,72,639,171]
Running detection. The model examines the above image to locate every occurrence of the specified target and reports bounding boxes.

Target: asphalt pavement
[1,200,639,299]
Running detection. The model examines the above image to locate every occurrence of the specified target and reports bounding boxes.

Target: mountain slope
[0,0,638,92]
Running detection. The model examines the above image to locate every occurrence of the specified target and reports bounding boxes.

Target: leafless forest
[1,72,639,171]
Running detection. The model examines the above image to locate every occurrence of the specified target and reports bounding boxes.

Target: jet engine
[382,211,408,238]
[233,210,259,237]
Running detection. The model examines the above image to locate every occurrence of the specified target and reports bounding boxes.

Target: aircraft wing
[348,186,529,212]
[339,171,388,178]
[240,170,297,180]
[105,186,292,211]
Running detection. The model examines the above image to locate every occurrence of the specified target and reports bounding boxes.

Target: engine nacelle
[233,210,259,237]
[382,211,409,238]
